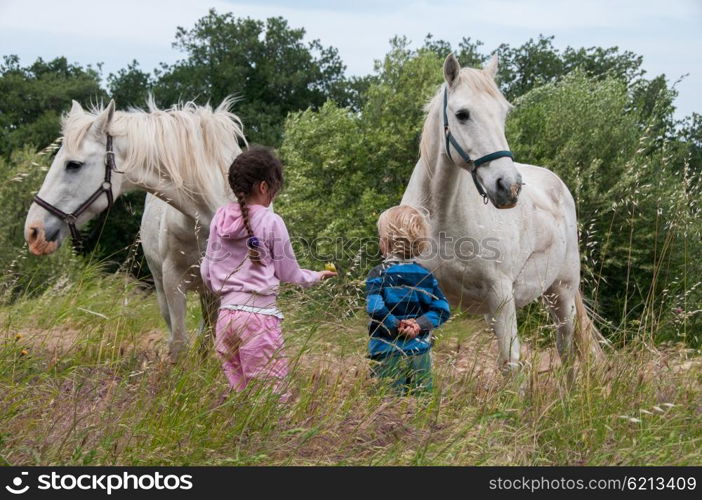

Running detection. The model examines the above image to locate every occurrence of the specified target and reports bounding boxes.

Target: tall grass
[0,267,700,466]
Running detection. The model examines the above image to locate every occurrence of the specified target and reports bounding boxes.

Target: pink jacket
[200,203,322,308]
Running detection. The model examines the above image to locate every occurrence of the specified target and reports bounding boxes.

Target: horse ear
[443,53,461,87]
[484,54,499,79]
[69,100,84,115]
[91,99,116,137]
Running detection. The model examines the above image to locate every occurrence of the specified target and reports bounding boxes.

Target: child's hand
[399,318,421,339]
[319,270,337,280]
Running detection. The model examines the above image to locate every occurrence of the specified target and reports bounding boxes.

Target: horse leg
[150,267,172,331]
[544,283,576,385]
[141,196,178,355]
[485,293,520,376]
[162,258,190,362]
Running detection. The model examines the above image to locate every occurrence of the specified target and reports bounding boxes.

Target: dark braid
[228,147,284,264]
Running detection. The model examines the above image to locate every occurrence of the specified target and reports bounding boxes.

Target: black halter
[442,86,514,204]
[32,134,118,251]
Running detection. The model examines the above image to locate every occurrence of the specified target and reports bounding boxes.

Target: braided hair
[227,147,284,264]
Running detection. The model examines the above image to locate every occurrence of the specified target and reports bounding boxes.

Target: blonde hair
[377,205,430,259]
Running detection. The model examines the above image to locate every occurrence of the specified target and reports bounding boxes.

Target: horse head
[441,53,522,208]
[24,100,128,255]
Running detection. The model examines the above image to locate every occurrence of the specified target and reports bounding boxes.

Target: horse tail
[574,290,607,361]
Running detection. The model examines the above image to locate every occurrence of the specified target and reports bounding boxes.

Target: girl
[201,147,336,401]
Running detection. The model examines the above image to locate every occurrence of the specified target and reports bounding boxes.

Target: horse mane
[61,97,247,199]
[419,67,511,164]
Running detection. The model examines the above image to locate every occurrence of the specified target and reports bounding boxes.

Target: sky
[0,0,700,119]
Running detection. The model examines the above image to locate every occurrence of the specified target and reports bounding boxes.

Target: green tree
[107,60,153,109]
[680,112,702,178]
[422,34,487,67]
[152,10,351,146]
[630,75,678,150]
[494,35,645,100]
[0,55,106,156]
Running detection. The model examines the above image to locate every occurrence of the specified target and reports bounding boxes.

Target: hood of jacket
[214,202,264,240]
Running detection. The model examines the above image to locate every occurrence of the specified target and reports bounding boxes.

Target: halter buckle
[64,214,77,225]
[102,181,112,191]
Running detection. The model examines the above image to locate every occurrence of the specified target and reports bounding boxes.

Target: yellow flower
[324,262,337,272]
[15,333,23,341]
[20,349,29,356]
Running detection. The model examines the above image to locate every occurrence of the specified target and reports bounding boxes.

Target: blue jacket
[365,259,451,359]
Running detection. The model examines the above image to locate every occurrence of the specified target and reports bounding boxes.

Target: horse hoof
[168,342,188,363]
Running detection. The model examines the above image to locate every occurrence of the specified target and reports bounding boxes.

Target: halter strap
[442,86,514,204]
[33,134,117,251]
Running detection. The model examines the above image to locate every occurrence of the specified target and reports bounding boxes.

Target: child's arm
[366,272,400,336]
[269,214,323,286]
[415,276,451,333]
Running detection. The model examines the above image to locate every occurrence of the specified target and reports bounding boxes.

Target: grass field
[0,271,700,466]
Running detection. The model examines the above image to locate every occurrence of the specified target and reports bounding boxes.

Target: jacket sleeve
[365,272,400,336]
[269,214,322,287]
[415,276,451,333]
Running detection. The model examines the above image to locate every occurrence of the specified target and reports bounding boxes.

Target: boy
[366,205,451,394]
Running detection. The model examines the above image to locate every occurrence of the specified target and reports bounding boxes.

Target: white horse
[24,98,246,361]
[402,54,605,376]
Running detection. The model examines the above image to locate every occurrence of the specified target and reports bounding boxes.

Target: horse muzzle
[491,173,523,209]
[25,220,62,255]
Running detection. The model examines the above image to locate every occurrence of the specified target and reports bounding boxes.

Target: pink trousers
[215,309,290,401]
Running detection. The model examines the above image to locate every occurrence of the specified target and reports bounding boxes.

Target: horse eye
[455,110,470,122]
[65,161,83,171]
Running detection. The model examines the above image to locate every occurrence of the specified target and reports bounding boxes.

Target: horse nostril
[496,177,506,191]
[27,225,40,243]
